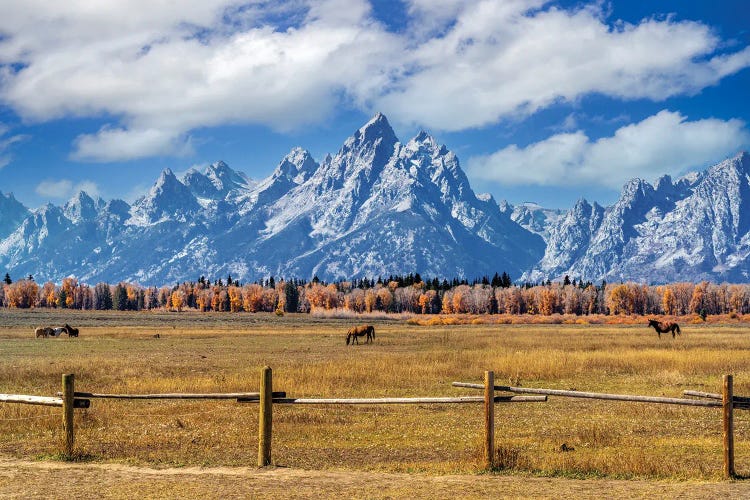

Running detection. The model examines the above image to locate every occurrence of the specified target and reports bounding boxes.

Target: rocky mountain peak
[63,191,98,223]
[206,160,249,192]
[131,167,199,224]
[335,113,398,176]
[275,147,318,183]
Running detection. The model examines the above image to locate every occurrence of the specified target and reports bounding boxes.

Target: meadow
[1,309,749,481]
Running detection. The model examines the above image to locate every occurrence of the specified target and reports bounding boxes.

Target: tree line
[2,272,748,316]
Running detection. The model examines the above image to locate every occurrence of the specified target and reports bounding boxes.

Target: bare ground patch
[1,457,749,499]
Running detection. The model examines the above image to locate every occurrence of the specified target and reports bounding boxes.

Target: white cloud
[0,1,748,161]
[377,2,750,130]
[0,123,28,168]
[35,179,101,199]
[466,110,750,189]
[35,179,73,199]
[72,127,194,162]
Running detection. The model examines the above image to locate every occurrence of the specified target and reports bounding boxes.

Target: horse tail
[369,326,375,338]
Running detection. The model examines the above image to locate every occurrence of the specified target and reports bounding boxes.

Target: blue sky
[0,0,749,210]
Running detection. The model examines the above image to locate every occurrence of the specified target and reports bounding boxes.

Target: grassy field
[1,309,749,482]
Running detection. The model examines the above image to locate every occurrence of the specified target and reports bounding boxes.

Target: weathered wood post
[258,366,273,467]
[723,374,735,479]
[484,370,495,469]
[62,373,75,457]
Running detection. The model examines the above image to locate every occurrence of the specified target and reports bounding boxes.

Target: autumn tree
[228,286,243,312]
[661,286,676,315]
[243,284,264,312]
[170,290,185,312]
[5,279,39,308]
[728,284,748,314]
[40,282,57,308]
[61,277,77,308]
[689,281,708,315]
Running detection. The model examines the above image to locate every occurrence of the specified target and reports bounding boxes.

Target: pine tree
[488,293,499,314]
[94,283,113,310]
[113,284,128,311]
[284,281,299,313]
[501,272,512,288]
[3,273,11,285]
[491,272,501,288]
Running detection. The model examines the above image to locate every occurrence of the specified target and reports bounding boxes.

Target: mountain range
[0,113,748,285]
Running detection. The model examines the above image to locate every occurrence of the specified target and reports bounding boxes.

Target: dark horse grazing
[346,325,375,345]
[648,319,681,338]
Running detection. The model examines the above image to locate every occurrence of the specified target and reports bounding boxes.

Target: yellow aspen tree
[662,287,676,315]
[170,290,184,312]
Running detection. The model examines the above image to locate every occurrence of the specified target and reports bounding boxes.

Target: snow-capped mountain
[0,191,29,239]
[525,151,750,283]
[499,201,565,241]
[4,113,749,286]
[0,114,545,284]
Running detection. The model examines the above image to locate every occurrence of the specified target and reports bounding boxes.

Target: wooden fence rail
[451,382,729,408]
[684,390,750,409]
[0,394,64,407]
[58,391,286,400]
[242,395,546,405]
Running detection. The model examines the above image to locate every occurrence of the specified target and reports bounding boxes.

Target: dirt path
[1,457,748,499]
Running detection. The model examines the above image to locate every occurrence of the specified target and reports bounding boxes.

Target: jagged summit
[63,191,99,223]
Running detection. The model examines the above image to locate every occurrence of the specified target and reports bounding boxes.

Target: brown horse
[648,319,681,338]
[346,325,375,345]
[35,327,53,338]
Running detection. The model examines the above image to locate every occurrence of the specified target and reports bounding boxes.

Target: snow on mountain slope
[0,191,29,239]
[0,114,545,284]
[499,201,565,242]
[525,151,750,283]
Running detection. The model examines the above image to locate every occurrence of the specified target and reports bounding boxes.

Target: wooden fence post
[723,374,735,479]
[484,370,495,469]
[258,366,273,467]
[62,373,74,457]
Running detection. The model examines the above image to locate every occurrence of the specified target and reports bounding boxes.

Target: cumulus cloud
[35,179,101,199]
[466,110,750,189]
[72,127,194,162]
[377,2,750,130]
[0,1,748,161]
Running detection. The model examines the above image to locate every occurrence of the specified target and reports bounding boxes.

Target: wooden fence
[0,369,746,478]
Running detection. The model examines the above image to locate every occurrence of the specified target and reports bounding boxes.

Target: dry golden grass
[0,309,749,481]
